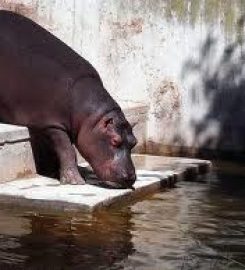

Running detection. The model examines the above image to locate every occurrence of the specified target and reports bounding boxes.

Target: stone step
[0,154,211,212]
[0,124,36,182]
[0,104,148,183]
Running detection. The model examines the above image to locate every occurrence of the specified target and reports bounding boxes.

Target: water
[0,163,245,270]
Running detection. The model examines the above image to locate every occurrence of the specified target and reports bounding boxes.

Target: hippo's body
[0,11,137,188]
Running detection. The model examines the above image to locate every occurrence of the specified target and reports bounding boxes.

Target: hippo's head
[77,109,137,189]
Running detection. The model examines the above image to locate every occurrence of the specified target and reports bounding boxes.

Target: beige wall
[1,0,245,156]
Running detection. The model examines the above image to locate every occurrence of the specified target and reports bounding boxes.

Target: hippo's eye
[104,118,113,127]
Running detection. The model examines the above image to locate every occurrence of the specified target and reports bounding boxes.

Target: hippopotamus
[0,10,137,188]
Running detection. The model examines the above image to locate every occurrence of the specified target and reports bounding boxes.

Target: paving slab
[0,123,30,144]
[0,124,36,182]
[0,154,211,212]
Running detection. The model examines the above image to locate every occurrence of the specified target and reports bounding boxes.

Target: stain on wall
[97,0,245,156]
[0,0,51,31]
[111,18,144,38]
[151,79,181,120]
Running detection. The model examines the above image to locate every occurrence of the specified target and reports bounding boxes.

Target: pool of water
[0,163,245,269]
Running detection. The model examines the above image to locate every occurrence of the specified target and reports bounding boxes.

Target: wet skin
[0,11,137,188]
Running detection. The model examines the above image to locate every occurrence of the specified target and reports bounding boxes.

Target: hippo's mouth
[102,181,135,190]
[79,167,135,189]
[86,178,135,190]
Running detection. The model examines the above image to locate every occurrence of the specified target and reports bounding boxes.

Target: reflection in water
[0,210,134,269]
[0,164,245,269]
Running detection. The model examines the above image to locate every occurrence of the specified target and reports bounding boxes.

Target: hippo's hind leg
[44,128,85,185]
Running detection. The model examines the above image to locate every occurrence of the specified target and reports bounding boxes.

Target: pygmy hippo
[0,10,137,188]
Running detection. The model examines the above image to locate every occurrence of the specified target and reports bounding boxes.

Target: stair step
[0,124,36,182]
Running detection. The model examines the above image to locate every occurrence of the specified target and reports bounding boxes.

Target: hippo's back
[0,10,100,129]
[0,10,99,80]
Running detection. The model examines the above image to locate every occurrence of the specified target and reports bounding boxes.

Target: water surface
[0,163,244,269]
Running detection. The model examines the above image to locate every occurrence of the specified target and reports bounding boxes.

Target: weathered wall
[0,0,245,157]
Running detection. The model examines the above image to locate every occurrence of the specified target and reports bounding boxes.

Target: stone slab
[0,154,211,212]
[0,140,36,182]
[0,125,36,183]
[0,124,35,182]
[0,124,30,144]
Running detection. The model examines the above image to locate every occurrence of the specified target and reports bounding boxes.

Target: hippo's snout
[120,170,136,186]
[106,169,136,189]
[96,168,136,189]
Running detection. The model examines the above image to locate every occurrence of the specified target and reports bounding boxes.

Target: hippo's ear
[103,117,113,128]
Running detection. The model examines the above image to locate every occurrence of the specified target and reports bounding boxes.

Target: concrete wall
[1,0,245,157]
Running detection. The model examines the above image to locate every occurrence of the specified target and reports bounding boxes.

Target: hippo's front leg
[45,128,86,185]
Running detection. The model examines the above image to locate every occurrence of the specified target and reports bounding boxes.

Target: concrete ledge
[0,123,30,144]
[0,141,36,181]
[0,154,211,212]
[0,124,36,183]
[133,154,211,180]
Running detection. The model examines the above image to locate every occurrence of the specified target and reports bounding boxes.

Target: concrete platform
[0,154,211,212]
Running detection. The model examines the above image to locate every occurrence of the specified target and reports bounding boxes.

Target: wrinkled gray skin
[0,11,137,188]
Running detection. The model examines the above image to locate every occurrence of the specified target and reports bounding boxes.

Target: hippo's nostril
[116,170,136,188]
[121,172,135,182]
[122,172,128,178]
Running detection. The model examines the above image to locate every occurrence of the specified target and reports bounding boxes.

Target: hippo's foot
[60,167,86,185]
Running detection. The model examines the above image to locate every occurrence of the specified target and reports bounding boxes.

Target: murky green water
[0,163,245,270]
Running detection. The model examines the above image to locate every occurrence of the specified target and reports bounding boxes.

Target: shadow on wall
[181,15,245,160]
